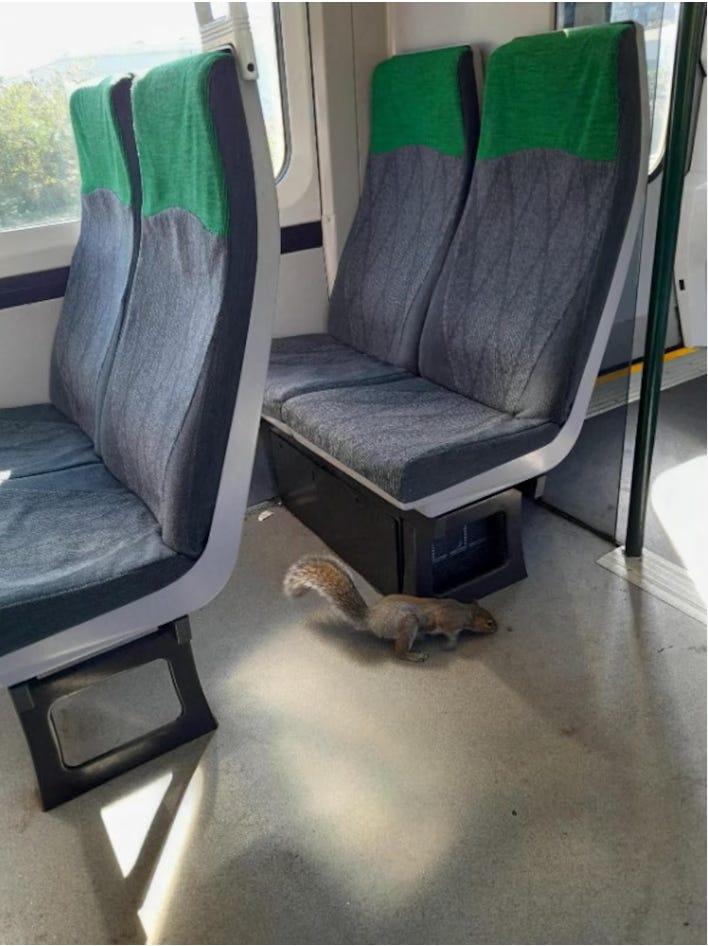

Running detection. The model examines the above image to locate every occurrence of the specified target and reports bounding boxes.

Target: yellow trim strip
[663,345,698,362]
[595,347,698,386]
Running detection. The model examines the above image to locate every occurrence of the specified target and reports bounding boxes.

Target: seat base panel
[10,617,216,810]
[269,427,527,601]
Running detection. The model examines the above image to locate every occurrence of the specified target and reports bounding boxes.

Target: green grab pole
[624,2,706,558]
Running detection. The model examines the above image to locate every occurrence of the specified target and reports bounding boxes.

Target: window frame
[267,1,320,226]
[0,219,79,280]
[644,10,681,179]
[271,1,291,186]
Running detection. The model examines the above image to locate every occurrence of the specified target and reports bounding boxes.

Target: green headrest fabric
[70,77,132,205]
[370,45,469,157]
[132,51,229,237]
[478,23,629,162]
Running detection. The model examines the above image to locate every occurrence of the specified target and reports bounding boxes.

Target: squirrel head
[467,603,497,633]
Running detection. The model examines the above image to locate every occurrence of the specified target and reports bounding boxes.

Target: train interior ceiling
[0,2,705,945]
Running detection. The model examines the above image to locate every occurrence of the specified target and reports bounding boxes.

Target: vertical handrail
[625,2,706,558]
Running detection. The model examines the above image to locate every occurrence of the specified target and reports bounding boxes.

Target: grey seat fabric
[50,75,139,443]
[263,334,409,420]
[282,378,557,502]
[0,404,97,481]
[0,464,191,656]
[98,53,258,558]
[263,45,480,419]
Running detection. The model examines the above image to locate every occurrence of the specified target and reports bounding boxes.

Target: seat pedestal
[268,427,527,601]
[10,618,217,810]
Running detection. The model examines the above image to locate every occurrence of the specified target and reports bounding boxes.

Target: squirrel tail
[283,555,369,628]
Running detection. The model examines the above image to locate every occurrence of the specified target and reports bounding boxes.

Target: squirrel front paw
[399,650,429,662]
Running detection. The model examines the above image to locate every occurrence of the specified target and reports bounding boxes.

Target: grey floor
[0,503,705,945]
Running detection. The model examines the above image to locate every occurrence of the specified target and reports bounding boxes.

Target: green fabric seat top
[370,45,471,157]
[70,75,133,203]
[134,52,228,237]
[478,24,627,162]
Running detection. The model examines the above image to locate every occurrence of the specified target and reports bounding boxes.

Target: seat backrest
[98,52,258,559]
[419,24,642,424]
[327,45,480,371]
[50,75,139,443]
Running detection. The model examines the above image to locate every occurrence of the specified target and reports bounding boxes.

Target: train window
[0,3,201,235]
[0,2,287,237]
[557,2,681,173]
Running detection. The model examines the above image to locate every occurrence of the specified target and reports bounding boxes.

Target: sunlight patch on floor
[274,729,456,898]
[651,455,707,605]
[101,772,173,878]
[138,765,205,945]
[229,624,513,905]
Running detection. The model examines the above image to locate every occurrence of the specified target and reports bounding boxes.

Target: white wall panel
[387,2,554,57]
[0,299,61,408]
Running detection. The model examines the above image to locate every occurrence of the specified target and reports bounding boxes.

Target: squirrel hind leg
[442,632,460,651]
[394,616,428,663]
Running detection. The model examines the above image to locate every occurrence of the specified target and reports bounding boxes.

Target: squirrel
[284,555,497,662]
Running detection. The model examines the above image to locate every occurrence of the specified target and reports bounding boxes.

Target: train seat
[0,76,138,481]
[262,45,481,421]
[0,50,278,683]
[273,23,647,516]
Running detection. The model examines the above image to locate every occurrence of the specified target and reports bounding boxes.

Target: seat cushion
[281,378,558,503]
[0,463,192,656]
[263,334,409,420]
[0,403,98,481]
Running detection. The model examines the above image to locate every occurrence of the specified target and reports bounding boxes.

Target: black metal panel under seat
[400,492,526,600]
[267,426,527,601]
[10,617,217,810]
[269,428,403,593]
